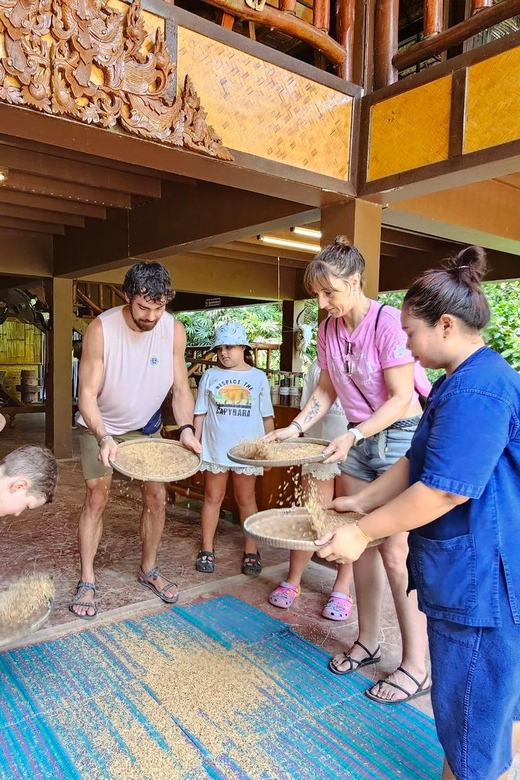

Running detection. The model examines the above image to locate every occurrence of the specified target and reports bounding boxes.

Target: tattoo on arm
[303,397,320,425]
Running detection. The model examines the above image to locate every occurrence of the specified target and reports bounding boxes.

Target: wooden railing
[201,0,359,80]
[185,343,280,378]
[73,282,126,318]
[375,0,520,89]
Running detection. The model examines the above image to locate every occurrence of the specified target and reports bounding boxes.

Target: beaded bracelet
[97,434,114,448]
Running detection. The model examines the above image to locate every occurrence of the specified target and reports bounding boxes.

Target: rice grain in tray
[228,437,328,467]
[112,439,201,482]
[0,574,54,647]
[244,506,383,551]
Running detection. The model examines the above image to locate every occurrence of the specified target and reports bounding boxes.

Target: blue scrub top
[407,346,520,627]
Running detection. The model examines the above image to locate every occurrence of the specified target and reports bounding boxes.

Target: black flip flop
[365,666,431,705]
[328,640,381,675]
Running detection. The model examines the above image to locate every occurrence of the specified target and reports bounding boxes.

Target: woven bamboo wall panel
[368,77,451,181]
[465,48,520,154]
[0,322,43,364]
[177,28,352,179]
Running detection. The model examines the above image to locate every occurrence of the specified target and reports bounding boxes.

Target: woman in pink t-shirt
[267,236,431,705]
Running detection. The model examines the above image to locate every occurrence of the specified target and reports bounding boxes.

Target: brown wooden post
[44,277,73,459]
[280,300,305,373]
[280,0,297,12]
[336,0,356,80]
[471,0,493,11]
[320,200,382,299]
[374,0,399,89]
[314,0,331,32]
[424,0,444,37]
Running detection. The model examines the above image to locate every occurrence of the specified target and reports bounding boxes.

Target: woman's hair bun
[334,235,352,248]
[444,245,487,283]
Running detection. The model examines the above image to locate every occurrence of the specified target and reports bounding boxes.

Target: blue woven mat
[0,595,443,779]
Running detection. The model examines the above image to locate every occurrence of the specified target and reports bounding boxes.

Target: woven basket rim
[228,437,330,467]
[244,506,383,550]
[111,438,202,482]
[0,597,53,649]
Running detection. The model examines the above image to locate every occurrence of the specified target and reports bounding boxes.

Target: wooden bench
[0,405,46,427]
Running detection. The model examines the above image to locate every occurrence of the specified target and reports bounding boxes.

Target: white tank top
[77,306,175,436]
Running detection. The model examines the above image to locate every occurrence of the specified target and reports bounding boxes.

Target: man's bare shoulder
[173,317,186,339]
[82,316,104,355]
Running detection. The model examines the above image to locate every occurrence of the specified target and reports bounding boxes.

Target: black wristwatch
[177,424,196,436]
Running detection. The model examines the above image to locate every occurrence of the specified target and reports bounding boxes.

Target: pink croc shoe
[322,591,353,621]
[269,581,301,609]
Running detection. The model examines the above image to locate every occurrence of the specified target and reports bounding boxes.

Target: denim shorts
[427,592,520,779]
[339,427,414,482]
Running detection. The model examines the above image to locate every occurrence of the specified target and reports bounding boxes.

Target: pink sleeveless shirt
[77,306,174,436]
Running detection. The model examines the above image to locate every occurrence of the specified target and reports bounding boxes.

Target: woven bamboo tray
[111,438,202,483]
[0,598,53,649]
[228,437,329,468]
[244,506,384,551]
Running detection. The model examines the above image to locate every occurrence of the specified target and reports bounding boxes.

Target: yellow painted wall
[367,43,520,184]
[367,77,452,181]
[465,47,520,154]
[177,27,353,179]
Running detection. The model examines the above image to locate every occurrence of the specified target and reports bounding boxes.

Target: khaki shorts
[78,426,161,481]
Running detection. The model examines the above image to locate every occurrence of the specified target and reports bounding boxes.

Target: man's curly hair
[123,262,175,303]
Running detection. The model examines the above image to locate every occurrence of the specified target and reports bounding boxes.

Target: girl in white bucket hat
[194,322,274,575]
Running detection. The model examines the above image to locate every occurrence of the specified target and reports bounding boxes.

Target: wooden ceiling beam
[54,180,317,277]
[0,188,106,219]
[0,203,84,227]
[0,142,161,198]
[0,216,64,234]
[225,238,317,262]
[190,250,307,269]
[197,244,309,267]
[0,102,351,208]
[0,172,131,208]
[380,245,520,291]
[0,134,193,189]
[380,227,437,251]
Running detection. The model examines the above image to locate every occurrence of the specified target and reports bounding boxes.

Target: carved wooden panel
[0,0,232,161]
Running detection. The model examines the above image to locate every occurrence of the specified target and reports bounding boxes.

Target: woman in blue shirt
[315,245,520,780]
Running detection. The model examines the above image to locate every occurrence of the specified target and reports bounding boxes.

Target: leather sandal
[328,640,381,676]
[138,566,179,603]
[69,581,98,620]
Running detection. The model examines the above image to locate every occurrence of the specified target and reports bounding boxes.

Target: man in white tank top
[70,262,201,620]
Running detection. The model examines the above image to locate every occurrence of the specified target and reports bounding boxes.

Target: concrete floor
[1,414,519,778]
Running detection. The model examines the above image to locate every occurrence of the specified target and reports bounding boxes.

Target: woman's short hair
[304,236,365,295]
[123,262,175,303]
[403,245,491,330]
[1,446,58,503]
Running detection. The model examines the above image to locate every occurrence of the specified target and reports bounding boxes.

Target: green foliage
[482,281,520,371]
[379,283,520,375]
[178,280,520,375]
[178,300,320,370]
